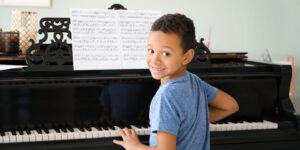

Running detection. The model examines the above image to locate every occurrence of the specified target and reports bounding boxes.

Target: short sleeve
[151,94,180,136]
[201,80,218,102]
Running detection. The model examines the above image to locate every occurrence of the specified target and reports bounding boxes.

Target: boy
[113,13,239,150]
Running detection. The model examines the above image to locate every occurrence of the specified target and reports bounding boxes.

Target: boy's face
[146,31,193,84]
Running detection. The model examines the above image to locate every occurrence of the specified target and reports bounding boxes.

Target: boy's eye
[148,49,154,54]
[162,52,170,57]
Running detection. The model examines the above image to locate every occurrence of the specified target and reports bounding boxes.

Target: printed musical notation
[70,9,161,70]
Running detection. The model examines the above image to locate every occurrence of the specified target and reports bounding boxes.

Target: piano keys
[0,120,278,144]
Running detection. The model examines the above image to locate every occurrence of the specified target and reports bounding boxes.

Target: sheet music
[70,9,161,70]
[0,65,26,70]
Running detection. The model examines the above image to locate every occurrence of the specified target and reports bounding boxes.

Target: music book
[70,9,161,70]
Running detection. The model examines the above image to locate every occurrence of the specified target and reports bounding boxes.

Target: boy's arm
[113,128,176,150]
[208,90,239,123]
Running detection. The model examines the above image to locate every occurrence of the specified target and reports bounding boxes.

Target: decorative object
[0,32,19,55]
[0,0,51,7]
[25,17,73,71]
[11,11,37,54]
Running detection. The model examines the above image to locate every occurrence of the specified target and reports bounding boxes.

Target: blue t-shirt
[149,71,218,150]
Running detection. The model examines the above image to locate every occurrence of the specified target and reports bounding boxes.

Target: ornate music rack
[25,17,73,71]
[24,4,211,71]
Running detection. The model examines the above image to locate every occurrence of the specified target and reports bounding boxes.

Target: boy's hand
[113,128,142,150]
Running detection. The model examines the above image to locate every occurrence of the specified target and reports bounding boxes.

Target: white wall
[0,0,299,97]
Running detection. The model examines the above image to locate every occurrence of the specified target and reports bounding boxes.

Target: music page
[70,9,161,70]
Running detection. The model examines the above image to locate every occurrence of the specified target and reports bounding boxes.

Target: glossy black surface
[0,81,158,131]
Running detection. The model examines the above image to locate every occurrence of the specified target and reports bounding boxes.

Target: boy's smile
[146,31,194,84]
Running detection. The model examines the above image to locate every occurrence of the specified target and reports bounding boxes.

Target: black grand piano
[0,16,300,150]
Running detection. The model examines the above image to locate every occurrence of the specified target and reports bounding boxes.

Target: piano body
[0,17,300,150]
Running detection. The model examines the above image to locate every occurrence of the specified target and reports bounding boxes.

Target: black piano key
[18,130,24,135]
[95,126,103,131]
[138,121,149,128]
[43,128,50,134]
[61,128,67,133]
[78,127,85,132]
[132,121,142,128]
[52,123,61,133]
[75,122,85,132]
[122,120,132,129]
[11,130,17,135]
[66,122,75,132]
[25,124,34,135]
[37,129,42,134]
[115,120,131,129]
[106,121,116,130]
[36,124,43,134]
[25,130,31,135]
[17,125,25,135]
[91,121,102,131]
[66,125,74,132]
[98,120,110,130]
[63,122,71,131]
[84,121,94,131]
[0,130,5,136]
[44,123,53,131]
[55,128,61,133]
[85,127,92,131]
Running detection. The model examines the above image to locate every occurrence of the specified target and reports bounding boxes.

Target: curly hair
[151,13,197,53]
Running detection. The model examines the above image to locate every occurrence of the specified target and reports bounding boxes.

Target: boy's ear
[183,49,195,65]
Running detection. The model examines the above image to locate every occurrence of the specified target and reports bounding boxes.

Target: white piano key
[226,122,237,131]
[263,120,278,129]
[107,127,117,137]
[32,130,42,142]
[3,132,10,143]
[22,131,30,142]
[90,127,101,138]
[209,124,216,131]
[41,130,49,141]
[29,130,36,142]
[48,129,56,141]
[8,132,17,143]
[59,129,67,140]
[131,125,150,135]
[102,128,110,137]
[72,128,83,139]
[15,131,23,143]
[83,128,93,139]
[220,123,228,131]
[214,124,222,131]
[96,128,105,138]
[256,122,264,129]
[0,135,3,143]
[209,120,279,132]
[113,126,121,137]
[144,127,151,135]
[66,129,74,140]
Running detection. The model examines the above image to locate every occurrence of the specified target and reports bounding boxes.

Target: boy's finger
[123,128,130,135]
[113,139,124,147]
[118,129,127,139]
[131,129,137,135]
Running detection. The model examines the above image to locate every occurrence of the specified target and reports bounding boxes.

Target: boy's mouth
[150,66,165,73]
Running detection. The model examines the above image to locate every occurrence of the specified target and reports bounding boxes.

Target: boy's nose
[151,54,161,65]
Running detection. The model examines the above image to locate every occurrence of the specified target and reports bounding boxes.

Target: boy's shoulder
[159,72,194,93]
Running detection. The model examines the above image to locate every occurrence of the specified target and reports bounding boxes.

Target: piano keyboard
[0,120,278,144]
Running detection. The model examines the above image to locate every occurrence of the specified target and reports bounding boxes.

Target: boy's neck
[160,69,187,85]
